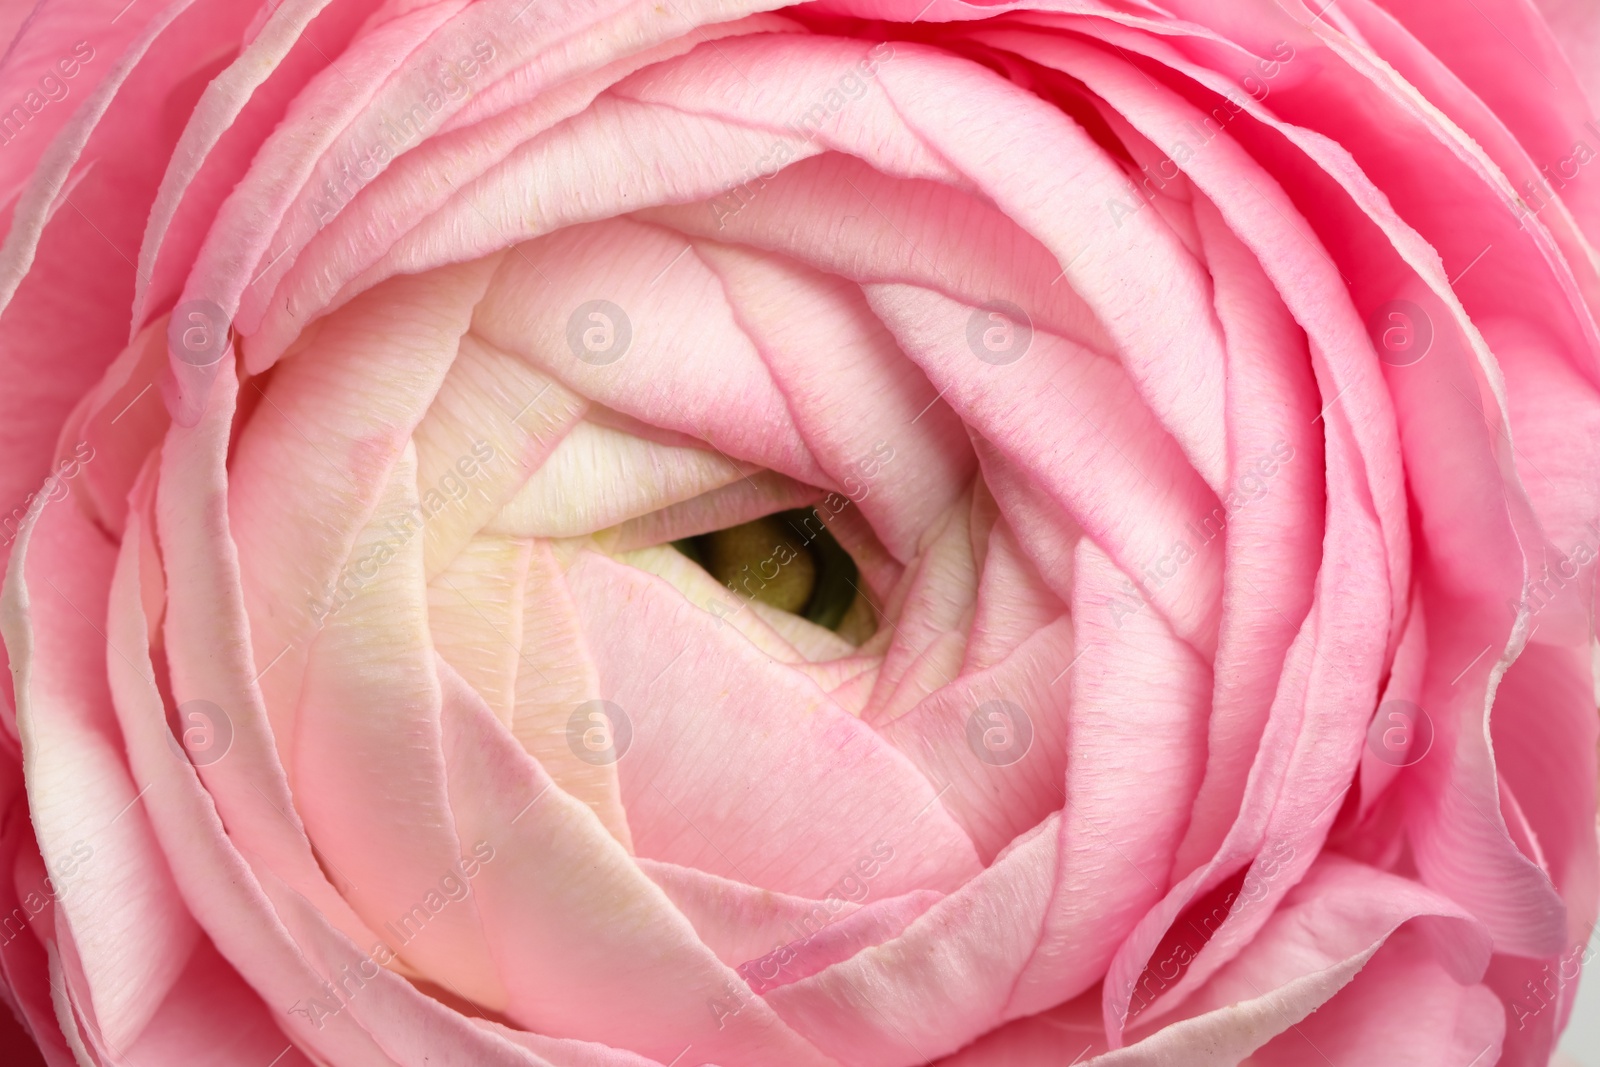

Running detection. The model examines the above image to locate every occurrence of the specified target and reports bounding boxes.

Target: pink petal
[562,549,982,898]
[434,658,836,1063]
[1,486,197,1048]
[1006,538,1211,1015]
[292,441,504,1006]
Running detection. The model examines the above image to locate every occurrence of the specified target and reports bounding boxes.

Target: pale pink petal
[132,0,378,331]
[562,549,982,898]
[878,617,1074,861]
[95,940,320,1067]
[413,332,587,579]
[1171,193,1324,877]
[688,240,974,562]
[0,0,250,563]
[1006,538,1210,1014]
[1093,856,1491,1065]
[293,441,503,1006]
[1248,927,1504,1066]
[473,220,828,487]
[485,419,758,539]
[155,366,389,958]
[962,513,1067,675]
[510,538,633,849]
[1,487,197,1048]
[429,534,530,727]
[434,659,836,1063]
[109,453,535,1066]
[605,471,820,553]
[763,814,1061,1065]
[228,258,497,767]
[865,282,1224,656]
[638,857,940,983]
[864,494,977,723]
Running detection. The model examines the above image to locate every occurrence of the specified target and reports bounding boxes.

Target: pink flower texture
[0,0,1598,1063]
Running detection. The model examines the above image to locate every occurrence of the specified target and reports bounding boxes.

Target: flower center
[674,508,875,644]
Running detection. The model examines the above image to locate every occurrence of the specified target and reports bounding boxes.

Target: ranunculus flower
[1,0,1597,1064]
